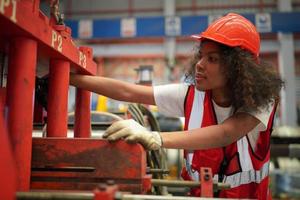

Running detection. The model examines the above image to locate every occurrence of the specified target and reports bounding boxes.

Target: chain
[50,0,64,25]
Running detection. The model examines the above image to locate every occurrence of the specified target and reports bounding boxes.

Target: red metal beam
[65,8,163,17]
[0,0,97,74]
[128,0,133,17]
[176,3,276,12]
[64,3,276,17]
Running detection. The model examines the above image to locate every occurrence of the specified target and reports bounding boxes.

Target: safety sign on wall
[255,13,272,33]
[79,20,93,38]
[165,16,181,36]
[121,18,136,38]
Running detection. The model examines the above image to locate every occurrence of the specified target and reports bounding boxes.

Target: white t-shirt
[153,83,273,147]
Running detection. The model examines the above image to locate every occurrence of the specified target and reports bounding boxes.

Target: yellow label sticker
[51,30,62,52]
[0,0,17,23]
[79,51,87,68]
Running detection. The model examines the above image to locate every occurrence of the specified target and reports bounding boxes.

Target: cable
[127,103,168,195]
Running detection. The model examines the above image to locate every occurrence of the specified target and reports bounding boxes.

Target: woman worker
[70,13,283,199]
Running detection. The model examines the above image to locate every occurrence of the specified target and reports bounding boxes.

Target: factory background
[42,0,300,127]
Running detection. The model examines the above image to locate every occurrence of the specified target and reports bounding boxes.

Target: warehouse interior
[1,0,300,199]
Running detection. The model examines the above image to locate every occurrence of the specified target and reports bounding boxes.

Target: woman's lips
[195,73,206,81]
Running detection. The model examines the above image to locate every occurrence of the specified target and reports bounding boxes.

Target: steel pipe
[16,191,93,200]
[121,194,223,200]
[147,168,169,174]
[17,187,233,200]
[151,179,230,190]
[17,192,227,200]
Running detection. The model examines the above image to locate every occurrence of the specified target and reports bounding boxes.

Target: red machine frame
[0,0,97,191]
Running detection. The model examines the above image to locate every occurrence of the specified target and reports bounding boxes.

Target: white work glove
[103,119,162,150]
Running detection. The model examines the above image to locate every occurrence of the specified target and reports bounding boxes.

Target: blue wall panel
[65,20,78,38]
[242,13,255,24]
[272,12,300,33]
[93,19,120,38]
[181,16,207,36]
[65,12,300,39]
[136,17,164,37]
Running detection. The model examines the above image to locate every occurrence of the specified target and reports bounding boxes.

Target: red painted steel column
[6,37,37,191]
[47,60,69,137]
[74,89,91,138]
[0,88,6,115]
[0,88,16,200]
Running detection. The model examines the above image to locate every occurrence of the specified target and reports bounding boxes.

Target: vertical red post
[74,89,91,138]
[0,88,6,114]
[6,37,37,191]
[47,59,69,137]
[0,88,16,200]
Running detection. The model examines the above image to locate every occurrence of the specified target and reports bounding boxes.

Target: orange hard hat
[192,13,260,57]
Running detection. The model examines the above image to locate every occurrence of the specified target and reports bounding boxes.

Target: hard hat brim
[191,34,202,40]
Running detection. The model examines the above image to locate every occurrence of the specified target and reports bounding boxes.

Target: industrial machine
[0,1,230,199]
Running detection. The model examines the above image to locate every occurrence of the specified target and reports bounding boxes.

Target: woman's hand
[103,119,162,150]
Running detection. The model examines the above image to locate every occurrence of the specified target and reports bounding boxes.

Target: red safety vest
[181,85,276,199]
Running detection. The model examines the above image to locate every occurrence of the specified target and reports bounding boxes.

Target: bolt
[204,174,210,181]
[97,183,107,191]
[107,180,115,185]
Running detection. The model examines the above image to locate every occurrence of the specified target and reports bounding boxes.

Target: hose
[127,103,168,195]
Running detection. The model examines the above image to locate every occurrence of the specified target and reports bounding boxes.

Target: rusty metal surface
[31,138,151,194]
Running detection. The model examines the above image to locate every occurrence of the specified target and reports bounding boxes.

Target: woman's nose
[196,57,206,69]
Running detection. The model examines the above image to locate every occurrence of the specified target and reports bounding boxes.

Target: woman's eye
[208,56,219,63]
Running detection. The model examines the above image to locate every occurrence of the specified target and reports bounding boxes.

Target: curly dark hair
[185,41,284,113]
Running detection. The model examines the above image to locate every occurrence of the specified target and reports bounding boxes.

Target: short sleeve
[243,102,276,151]
[153,84,188,117]
[249,102,275,130]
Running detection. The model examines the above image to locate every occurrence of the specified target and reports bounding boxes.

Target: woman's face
[194,41,227,91]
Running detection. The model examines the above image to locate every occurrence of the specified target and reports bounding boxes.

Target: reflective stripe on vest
[185,88,205,181]
[223,161,270,188]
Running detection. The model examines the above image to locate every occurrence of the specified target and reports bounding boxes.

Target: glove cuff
[152,131,163,148]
